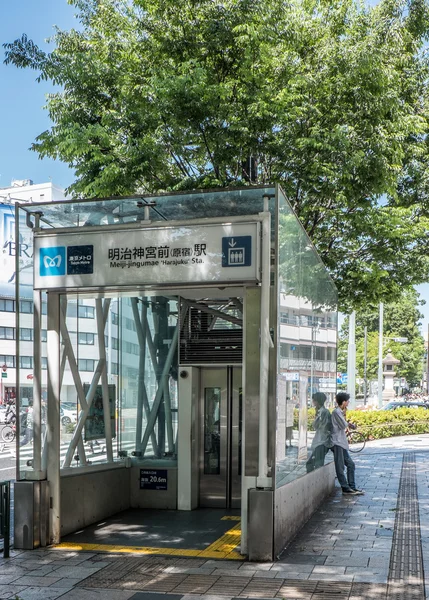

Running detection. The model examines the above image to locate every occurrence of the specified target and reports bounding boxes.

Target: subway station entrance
[13,186,338,561]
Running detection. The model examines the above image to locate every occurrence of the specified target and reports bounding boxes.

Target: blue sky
[0,0,76,190]
[1,0,428,329]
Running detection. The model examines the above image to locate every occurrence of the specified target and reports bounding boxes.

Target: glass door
[199,367,242,508]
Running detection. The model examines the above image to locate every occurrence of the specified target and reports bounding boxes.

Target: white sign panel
[34,221,260,290]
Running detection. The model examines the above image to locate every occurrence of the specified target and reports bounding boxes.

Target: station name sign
[34,221,260,290]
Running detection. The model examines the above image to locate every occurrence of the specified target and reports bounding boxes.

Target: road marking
[53,518,244,560]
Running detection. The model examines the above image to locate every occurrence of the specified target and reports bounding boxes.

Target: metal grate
[179,301,243,364]
[386,452,425,600]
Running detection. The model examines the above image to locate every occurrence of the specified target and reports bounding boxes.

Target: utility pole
[427,324,429,394]
[378,303,384,408]
[347,311,356,409]
[363,326,368,406]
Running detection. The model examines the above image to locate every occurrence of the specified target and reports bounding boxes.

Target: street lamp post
[363,326,368,406]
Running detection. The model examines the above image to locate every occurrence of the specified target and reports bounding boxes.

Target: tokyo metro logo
[39,247,66,277]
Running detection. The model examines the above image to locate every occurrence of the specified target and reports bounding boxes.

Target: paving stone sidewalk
[1,434,428,600]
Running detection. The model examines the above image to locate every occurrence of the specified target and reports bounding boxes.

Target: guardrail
[0,481,10,558]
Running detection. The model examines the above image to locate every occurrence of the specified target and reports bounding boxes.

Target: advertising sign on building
[34,221,260,290]
[0,204,33,298]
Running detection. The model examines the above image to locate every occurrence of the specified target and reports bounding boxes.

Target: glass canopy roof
[18,186,276,229]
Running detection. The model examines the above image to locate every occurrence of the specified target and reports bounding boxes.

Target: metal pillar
[95,299,113,462]
[257,209,271,488]
[131,298,158,455]
[46,292,61,544]
[32,290,43,475]
[347,311,356,408]
[363,326,368,406]
[378,303,384,408]
[140,322,179,456]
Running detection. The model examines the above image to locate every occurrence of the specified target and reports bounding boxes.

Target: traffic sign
[392,337,408,343]
[1,373,7,379]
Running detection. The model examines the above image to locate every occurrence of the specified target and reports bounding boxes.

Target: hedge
[293,407,429,440]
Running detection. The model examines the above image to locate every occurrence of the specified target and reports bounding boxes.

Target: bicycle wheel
[2,426,15,443]
[348,431,366,453]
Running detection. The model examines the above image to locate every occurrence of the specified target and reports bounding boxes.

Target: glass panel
[275,187,338,488]
[204,387,221,475]
[18,186,275,229]
[238,387,242,476]
[118,295,178,464]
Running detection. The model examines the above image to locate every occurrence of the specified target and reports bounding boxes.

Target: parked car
[381,401,429,411]
[60,405,77,425]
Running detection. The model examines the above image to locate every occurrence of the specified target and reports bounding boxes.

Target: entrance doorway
[199,367,242,509]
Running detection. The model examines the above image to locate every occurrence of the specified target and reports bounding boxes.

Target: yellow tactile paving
[53,517,244,560]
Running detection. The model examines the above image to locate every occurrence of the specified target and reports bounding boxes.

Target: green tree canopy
[337,287,426,386]
[4,0,429,310]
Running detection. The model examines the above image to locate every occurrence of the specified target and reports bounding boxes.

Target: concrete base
[273,461,336,558]
[14,481,49,550]
[248,488,274,561]
[61,468,130,536]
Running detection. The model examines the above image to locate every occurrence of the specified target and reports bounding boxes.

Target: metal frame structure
[13,186,338,561]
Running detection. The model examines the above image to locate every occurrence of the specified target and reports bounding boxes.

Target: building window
[0,300,15,312]
[66,304,78,318]
[78,304,95,319]
[42,357,47,370]
[111,337,119,350]
[0,355,15,368]
[19,328,33,341]
[111,362,119,375]
[78,359,95,372]
[124,341,140,356]
[125,317,136,332]
[111,312,119,325]
[20,300,33,314]
[41,329,47,342]
[78,332,94,345]
[20,356,33,369]
[0,327,15,340]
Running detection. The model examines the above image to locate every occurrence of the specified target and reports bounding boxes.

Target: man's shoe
[342,488,358,495]
[351,488,364,495]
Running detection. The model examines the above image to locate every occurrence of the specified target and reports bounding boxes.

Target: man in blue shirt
[332,392,364,496]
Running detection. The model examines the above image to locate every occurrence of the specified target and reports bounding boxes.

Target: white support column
[378,303,384,408]
[32,290,43,475]
[46,292,61,544]
[347,311,356,408]
[96,299,113,462]
[257,209,271,488]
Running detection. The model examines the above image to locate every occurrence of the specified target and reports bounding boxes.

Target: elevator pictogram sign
[222,236,252,267]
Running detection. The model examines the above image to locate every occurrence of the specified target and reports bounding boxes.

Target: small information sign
[140,469,168,491]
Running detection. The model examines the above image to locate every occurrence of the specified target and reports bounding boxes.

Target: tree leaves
[4,0,429,309]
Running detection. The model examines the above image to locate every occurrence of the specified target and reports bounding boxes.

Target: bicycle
[347,429,366,453]
[1,423,16,443]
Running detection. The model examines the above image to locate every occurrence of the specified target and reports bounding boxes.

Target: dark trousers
[333,445,355,490]
[306,444,328,473]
